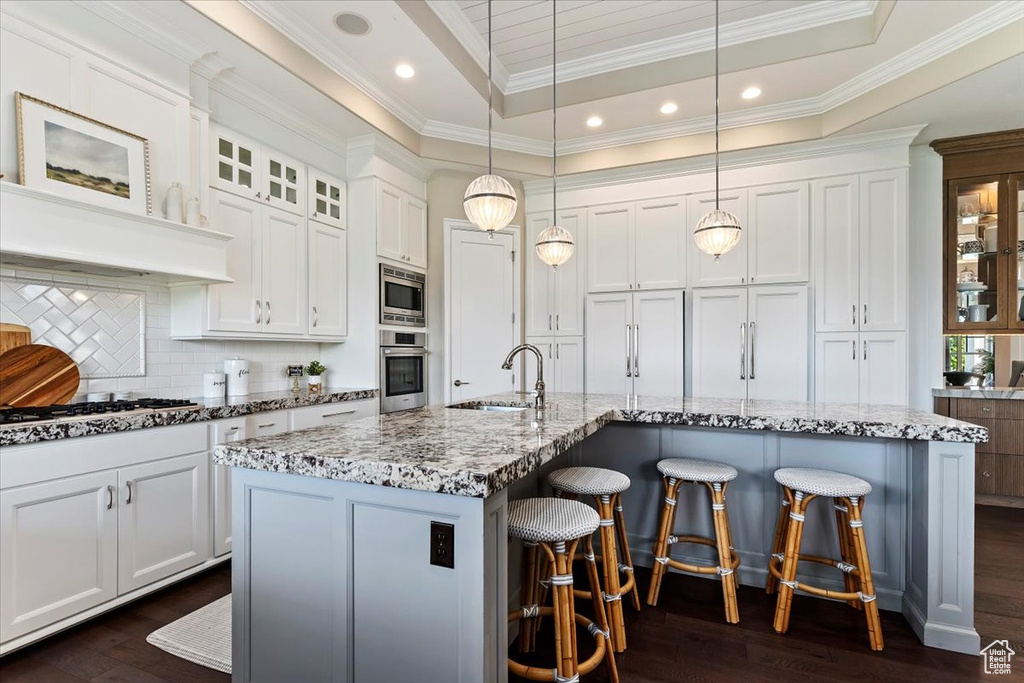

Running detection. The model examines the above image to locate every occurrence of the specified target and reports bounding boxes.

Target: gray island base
[215,393,987,682]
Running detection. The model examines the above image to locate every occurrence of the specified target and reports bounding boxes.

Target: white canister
[223,357,250,396]
[968,304,989,322]
[166,182,183,222]
[203,372,227,398]
[185,196,201,227]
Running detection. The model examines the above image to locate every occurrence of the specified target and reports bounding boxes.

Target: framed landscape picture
[16,92,151,215]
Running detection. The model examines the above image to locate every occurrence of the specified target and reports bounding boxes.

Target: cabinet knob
[983,471,991,478]
[1002,247,1012,255]
[982,406,992,412]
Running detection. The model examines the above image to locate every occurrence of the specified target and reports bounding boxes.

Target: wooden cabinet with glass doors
[933,130,1024,334]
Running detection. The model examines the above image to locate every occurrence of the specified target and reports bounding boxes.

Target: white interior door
[633,290,685,396]
[691,288,748,398]
[449,227,518,402]
[585,293,633,395]
[746,286,809,401]
[814,333,860,404]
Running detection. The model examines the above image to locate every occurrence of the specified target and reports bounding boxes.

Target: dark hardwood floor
[1,505,1020,682]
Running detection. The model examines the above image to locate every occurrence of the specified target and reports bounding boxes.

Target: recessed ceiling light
[741,86,762,100]
[586,116,603,128]
[334,12,371,36]
[395,64,415,79]
[660,102,678,115]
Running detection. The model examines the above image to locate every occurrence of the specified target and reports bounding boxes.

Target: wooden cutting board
[0,344,80,407]
[0,323,32,355]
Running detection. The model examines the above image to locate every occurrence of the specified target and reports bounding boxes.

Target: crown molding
[347,133,431,182]
[522,125,926,196]
[238,0,427,132]
[503,0,877,94]
[210,71,349,157]
[424,0,510,91]
[421,120,550,156]
[72,0,214,67]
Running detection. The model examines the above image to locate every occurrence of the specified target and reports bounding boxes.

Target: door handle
[266,301,271,324]
[453,380,470,387]
[556,343,560,360]
[322,410,356,418]
[626,324,633,378]
[258,422,276,429]
[107,485,114,510]
[863,304,867,326]
[313,306,318,328]
[556,314,560,330]
[125,481,134,505]
[740,323,746,380]
[633,324,640,378]
[852,340,856,360]
[548,314,552,330]
[749,321,756,380]
[864,341,867,361]
[256,300,262,324]
[852,304,856,326]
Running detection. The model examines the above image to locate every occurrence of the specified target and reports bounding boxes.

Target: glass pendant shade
[693,208,742,260]
[464,173,518,233]
[535,224,574,268]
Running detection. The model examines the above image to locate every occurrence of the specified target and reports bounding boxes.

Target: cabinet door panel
[553,210,586,336]
[210,126,260,200]
[688,190,748,287]
[118,453,210,593]
[404,196,427,269]
[860,332,907,406]
[813,176,860,332]
[524,337,554,393]
[860,170,907,331]
[289,399,379,431]
[263,147,305,215]
[555,338,585,393]
[635,198,686,290]
[691,288,748,399]
[377,183,404,263]
[587,204,634,293]
[308,167,346,229]
[526,214,555,337]
[308,223,347,337]
[207,189,262,333]
[814,333,860,404]
[747,286,809,401]
[1,472,118,642]
[262,209,306,335]
[213,419,246,558]
[633,291,685,397]
[749,183,809,284]
[585,294,633,394]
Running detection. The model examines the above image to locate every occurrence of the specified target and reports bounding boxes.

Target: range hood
[0,182,233,284]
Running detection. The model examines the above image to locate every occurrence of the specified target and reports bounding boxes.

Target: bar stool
[509,497,619,683]
[765,467,883,651]
[547,467,640,653]
[647,458,740,624]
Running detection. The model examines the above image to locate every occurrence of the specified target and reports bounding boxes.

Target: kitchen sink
[448,403,530,412]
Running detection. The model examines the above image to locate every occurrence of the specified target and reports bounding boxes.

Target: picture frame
[15,92,152,215]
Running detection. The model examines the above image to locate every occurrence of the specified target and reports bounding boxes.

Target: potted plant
[306,360,326,394]
[975,349,995,387]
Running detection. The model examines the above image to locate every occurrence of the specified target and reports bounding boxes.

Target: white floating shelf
[0,182,233,284]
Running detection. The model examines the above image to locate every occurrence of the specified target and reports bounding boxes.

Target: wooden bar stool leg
[582,537,620,683]
[773,490,811,635]
[708,482,740,624]
[519,541,539,653]
[596,494,626,653]
[612,493,641,612]
[548,540,580,680]
[846,496,884,652]
[646,477,682,607]
[765,489,792,596]
[833,498,862,611]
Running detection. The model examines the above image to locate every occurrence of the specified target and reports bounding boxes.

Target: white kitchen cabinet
[525,337,584,393]
[308,167,346,229]
[263,146,305,215]
[377,181,427,269]
[212,418,246,558]
[206,189,263,334]
[813,171,907,332]
[748,182,809,284]
[585,290,684,396]
[587,199,686,293]
[211,125,261,201]
[587,203,635,293]
[0,472,118,642]
[290,399,379,431]
[692,286,809,400]
[526,210,586,337]
[308,222,348,338]
[261,208,306,335]
[815,332,907,405]
[246,410,291,438]
[117,452,210,594]
[688,189,749,287]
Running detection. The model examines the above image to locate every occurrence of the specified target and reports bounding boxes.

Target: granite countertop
[214,392,989,498]
[0,388,378,446]
[932,386,1023,400]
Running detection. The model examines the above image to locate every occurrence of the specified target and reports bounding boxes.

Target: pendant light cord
[552,0,557,221]
[487,0,493,175]
[714,0,720,210]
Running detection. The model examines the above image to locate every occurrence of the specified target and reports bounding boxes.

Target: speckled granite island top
[214,392,988,498]
[0,388,378,446]
[932,386,1024,400]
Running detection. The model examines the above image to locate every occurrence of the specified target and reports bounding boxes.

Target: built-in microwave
[380,264,425,327]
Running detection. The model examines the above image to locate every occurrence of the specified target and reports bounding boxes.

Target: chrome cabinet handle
[749,321,756,380]
[125,481,134,505]
[258,422,276,428]
[864,341,867,361]
[322,410,356,418]
[313,306,319,328]
[107,485,114,510]
[548,345,552,359]
[741,325,749,382]
[255,191,261,199]
[265,301,271,324]
[852,340,856,360]
[228,426,239,432]
[626,324,633,378]
[256,300,262,324]
[852,304,856,326]
[633,324,640,378]
[863,304,867,325]
[556,314,560,330]
[556,343,560,360]
[453,380,470,387]
[548,314,552,330]
[982,406,992,413]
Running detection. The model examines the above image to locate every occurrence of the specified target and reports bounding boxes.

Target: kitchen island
[215,393,987,682]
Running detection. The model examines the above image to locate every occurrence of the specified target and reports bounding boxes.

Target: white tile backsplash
[0,268,323,400]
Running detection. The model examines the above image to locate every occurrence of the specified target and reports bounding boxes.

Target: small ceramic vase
[166,182,183,222]
[185,196,201,226]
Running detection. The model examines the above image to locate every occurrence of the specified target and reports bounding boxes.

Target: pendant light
[535,0,574,269]
[464,0,517,236]
[693,0,741,261]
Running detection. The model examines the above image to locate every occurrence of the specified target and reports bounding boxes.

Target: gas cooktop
[0,399,201,426]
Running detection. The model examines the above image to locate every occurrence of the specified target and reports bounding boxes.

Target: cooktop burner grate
[0,399,199,425]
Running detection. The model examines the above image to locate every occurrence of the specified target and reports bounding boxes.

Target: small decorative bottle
[166,182,183,222]
[185,196,201,226]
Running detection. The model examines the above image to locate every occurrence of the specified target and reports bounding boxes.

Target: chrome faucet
[501,344,545,411]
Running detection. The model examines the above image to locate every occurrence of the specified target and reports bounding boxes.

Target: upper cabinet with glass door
[307,167,346,229]
[932,130,1024,334]
[210,125,306,215]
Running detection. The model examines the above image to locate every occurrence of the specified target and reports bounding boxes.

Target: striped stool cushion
[774,468,871,497]
[507,498,601,543]
[548,467,630,496]
[657,458,737,483]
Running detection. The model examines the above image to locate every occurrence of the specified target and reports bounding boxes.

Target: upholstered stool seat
[547,467,640,653]
[766,467,883,651]
[647,457,741,624]
[508,497,619,683]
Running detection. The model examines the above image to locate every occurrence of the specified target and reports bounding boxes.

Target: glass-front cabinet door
[1010,174,1024,330]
